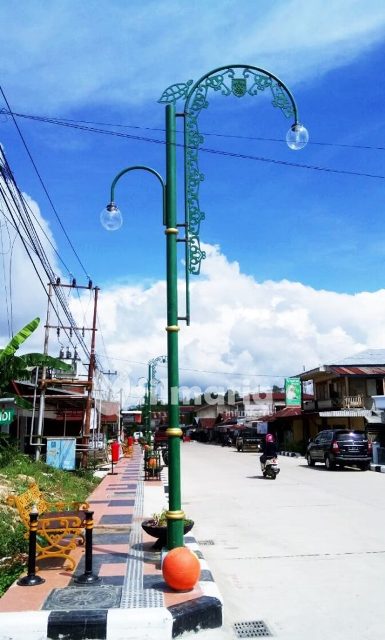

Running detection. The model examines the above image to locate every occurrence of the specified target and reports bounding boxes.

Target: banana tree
[0,317,72,409]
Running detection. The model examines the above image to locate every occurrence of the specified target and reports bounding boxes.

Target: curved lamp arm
[109,165,166,226]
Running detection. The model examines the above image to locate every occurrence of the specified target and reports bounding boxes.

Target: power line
[2,108,385,152]
[0,150,91,364]
[96,354,290,378]
[0,88,90,279]
[2,108,385,180]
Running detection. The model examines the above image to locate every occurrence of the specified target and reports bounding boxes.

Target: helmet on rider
[265,433,274,443]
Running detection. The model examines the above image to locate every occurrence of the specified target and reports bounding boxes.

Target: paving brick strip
[0,446,222,639]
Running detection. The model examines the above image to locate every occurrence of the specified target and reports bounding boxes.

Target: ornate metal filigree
[158,80,193,104]
[159,65,297,276]
[149,355,167,403]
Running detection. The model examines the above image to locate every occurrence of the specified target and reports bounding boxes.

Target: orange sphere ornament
[147,456,157,468]
[162,547,200,591]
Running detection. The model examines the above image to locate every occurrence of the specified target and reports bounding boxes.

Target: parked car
[236,429,263,452]
[153,426,168,449]
[306,429,371,470]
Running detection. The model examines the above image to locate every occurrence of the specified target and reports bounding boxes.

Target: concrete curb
[0,607,174,640]
[0,543,223,640]
[279,451,302,457]
[370,463,385,473]
[174,534,223,635]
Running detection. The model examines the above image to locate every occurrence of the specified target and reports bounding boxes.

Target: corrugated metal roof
[330,366,385,376]
[267,407,303,421]
[300,349,385,380]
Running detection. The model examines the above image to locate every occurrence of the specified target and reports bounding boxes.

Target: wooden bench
[7,483,89,570]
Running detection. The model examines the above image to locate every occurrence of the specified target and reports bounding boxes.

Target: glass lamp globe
[100,203,123,231]
[286,124,309,150]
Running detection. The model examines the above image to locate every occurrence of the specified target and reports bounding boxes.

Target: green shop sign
[0,408,15,424]
[285,378,302,406]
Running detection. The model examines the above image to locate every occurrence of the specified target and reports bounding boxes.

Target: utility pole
[36,280,99,468]
[82,286,99,468]
[35,284,51,461]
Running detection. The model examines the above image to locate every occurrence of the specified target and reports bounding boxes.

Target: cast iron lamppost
[101,65,308,549]
[144,355,167,442]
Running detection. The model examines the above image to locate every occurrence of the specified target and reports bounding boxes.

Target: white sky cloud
[3,185,385,407]
[1,0,385,111]
[75,242,385,405]
[0,189,59,353]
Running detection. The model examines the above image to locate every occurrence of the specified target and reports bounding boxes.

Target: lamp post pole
[145,364,151,442]
[101,65,308,550]
[144,355,167,444]
[164,103,184,548]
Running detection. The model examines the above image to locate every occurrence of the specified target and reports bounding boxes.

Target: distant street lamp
[144,355,167,443]
[101,65,308,549]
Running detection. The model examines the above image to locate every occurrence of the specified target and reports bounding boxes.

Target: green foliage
[0,442,101,596]
[0,510,28,596]
[0,438,18,468]
[150,508,192,527]
[0,317,40,361]
[0,440,99,499]
[0,509,27,557]
[0,317,72,408]
[0,562,26,597]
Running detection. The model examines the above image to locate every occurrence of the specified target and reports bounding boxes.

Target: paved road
[180,442,385,640]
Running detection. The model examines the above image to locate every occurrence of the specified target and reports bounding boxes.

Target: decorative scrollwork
[158,80,193,104]
[159,66,297,276]
[148,355,167,401]
[189,236,207,275]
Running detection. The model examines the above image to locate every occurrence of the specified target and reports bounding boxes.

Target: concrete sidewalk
[0,446,222,639]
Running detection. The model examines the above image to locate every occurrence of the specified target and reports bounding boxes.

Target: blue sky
[1,0,385,401]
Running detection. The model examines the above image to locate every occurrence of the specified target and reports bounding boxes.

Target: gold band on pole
[166,428,183,437]
[165,228,179,235]
[165,325,180,332]
[166,510,185,520]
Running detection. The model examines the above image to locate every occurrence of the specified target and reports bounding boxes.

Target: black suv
[236,429,262,452]
[306,429,371,470]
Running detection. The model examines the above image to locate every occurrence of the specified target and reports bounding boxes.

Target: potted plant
[141,509,194,549]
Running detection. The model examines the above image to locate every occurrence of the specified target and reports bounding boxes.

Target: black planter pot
[141,519,194,549]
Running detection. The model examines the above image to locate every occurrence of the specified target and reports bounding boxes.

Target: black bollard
[108,457,116,475]
[74,510,101,584]
[17,508,45,586]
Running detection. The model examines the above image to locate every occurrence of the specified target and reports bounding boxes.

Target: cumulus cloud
[2,179,385,407]
[82,242,385,405]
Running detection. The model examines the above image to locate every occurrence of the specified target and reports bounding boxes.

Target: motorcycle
[261,457,280,479]
[160,445,169,466]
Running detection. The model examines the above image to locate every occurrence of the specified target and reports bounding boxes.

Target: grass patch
[0,562,26,596]
[0,440,101,595]
[0,444,99,502]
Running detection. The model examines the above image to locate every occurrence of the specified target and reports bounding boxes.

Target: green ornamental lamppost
[101,65,308,549]
[145,355,167,443]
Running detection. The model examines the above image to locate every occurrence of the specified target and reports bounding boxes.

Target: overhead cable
[0,88,90,279]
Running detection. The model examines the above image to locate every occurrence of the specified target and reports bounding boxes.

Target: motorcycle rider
[260,433,278,471]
